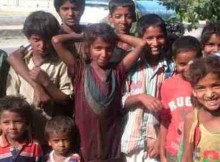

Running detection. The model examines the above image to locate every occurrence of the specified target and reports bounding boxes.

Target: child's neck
[53,151,71,162]
[145,54,160,69]
[90,62,109,82]
[32,52,46,67]
[6,134,27,148]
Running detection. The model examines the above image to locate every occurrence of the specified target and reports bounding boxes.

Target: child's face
[89,37,114,68]
[109,6,134,34]
[203,34,220,56]
[48,132,72,156]
[142,26,166,56]
[0,111,27,141]
[174,50,197,74]
[28,34,50,57]
[58,1,84,28]
[193,72,220,111]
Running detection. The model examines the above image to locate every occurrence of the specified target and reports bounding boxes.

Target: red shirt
[160,74,193,156]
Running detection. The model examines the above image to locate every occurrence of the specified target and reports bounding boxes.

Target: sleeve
[58,62,73,96]
[122,75,132,108]
[34,143,43,162]
[6,67,20,96]
[115,61,129,87]
[159,81,171,127]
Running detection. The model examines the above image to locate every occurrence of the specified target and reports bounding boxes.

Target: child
[45,116,80,162]
[6,0,85,106]
[181,55,220,162]
[159,36,202,162]
[121,14,174,162]
[108,0,136,63]
[52,23,147,161]
[0,96,42,161]
[6,11,73,144]
[201,22,220,56]
[0,49,9,97]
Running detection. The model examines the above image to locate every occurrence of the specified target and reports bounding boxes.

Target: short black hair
[201,22,220,46]
[54,0,85,12]
[109,0,136,21]
[137,14,167,37]
[0,96,32,125]
[84,22,118,49]
[45,116,75,140]
[23,11,60,41]
[172,36,202,58]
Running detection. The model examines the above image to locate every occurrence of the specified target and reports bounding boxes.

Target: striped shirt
[0,134,42,162]
[121,56,174,155]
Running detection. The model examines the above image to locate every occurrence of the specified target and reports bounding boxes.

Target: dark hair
[188,55,220,86]
[45,116,75,140]
[84,23,118,52]
[54,0,85,12]
[0,96,32,125]
[23,11,60,41]
[172,36,202,58]
[201,22,220,46]
[137,14,167,37]
[109,0,136,21]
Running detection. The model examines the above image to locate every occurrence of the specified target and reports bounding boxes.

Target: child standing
[45,116,80,162]
[182,55,220,162]
[108,0,136,64]
[6,11,73,145]
[159,36,202,162]
[121,14,174,162]
[201,22,220,56]
[0,96,42,161]
[52,23,147,162]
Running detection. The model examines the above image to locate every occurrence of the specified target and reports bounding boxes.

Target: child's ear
[48,141,52,146]
[192,89,197,98]
[108,14,113,23]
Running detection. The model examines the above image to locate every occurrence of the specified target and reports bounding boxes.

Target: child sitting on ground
[0,96,42,161]
[159,36,202,162]
[45,116,80,162]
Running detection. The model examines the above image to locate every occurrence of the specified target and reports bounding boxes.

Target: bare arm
[52,32,83,67]
[124,94,162,111]
[118,34,147,71]
[181,112,194,162]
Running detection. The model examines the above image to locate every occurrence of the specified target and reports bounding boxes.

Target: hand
[148,139,160,158]
[33,84,50,107]
[29,67,51,87]
[140,94,162,111]
[160,157,168,162]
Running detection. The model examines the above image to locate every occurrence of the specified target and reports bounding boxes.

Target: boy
[108,0,136,63]
[159,36,202,162]
[0,96,42,161]
[45,116,80,162]
[6,11,73,141]
[0,49,9,97]
[7,0,85,106]
[121,14,174,162]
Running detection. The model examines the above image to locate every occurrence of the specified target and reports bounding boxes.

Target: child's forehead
[0,110,23,119]
[49,131,70,138]
[111,6,134,13]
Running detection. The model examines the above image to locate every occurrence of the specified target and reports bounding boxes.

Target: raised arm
[52,32,83,67]
[118,34,146,71]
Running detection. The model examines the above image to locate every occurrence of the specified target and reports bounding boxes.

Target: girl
[201,22,220,56]
[182,55,220,162]
[52,23,147,162]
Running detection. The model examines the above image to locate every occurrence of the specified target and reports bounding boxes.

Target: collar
[0,132,33,148]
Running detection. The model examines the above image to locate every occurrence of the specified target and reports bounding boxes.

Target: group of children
[0,0,220,162]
